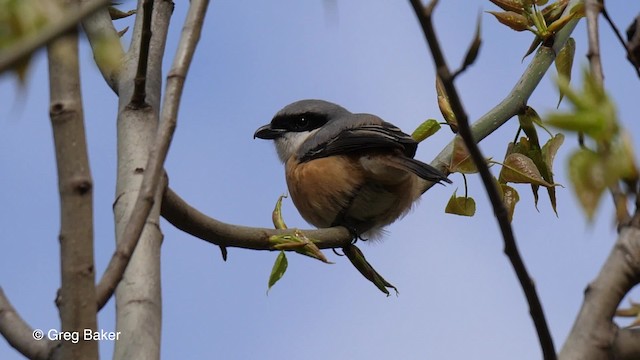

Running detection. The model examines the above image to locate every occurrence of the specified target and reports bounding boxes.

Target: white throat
[273,129,319,163]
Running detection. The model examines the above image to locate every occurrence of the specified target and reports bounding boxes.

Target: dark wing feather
[299,122,418,162]
[387,157,452,184]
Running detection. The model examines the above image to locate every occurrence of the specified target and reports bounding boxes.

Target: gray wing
[297,113,418,162]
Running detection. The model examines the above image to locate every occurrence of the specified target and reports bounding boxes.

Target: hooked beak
[254,124,284,139]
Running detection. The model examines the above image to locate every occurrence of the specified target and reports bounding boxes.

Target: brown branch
[627,15,640,72]
[409,0,556,358]
[0,287,58,360]
[559,227,640,359]
[585,0,605,83]
[47,12,98,359]
[600,8,640,78]
[0,0,111,74]
[613,327,640,359]
[95,0,209,311]
[129,0,154,108]
[161,186,353,250]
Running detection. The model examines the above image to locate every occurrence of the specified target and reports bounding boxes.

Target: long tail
[391,157,452,184]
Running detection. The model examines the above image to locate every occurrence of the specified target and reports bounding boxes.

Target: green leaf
[343,245,397,296]
[488,0,525,13]
[272,194,288,229]
[555,37,576,107]
[542,134,564,169]
[449,137,480,174]
[569,148,606,220]
[436,76,457,131]
[487,10,532,31]
[541,0,568,24]
[501,184,520,222]
[412,119,441,142]
[460,12,482,70]
[541,134,564,214]
[269,231,332,264]
[445,190,477,216]
[267,251,288,293]
[518,107,542,149]
[499,153,555,187]
[522,35,542,61]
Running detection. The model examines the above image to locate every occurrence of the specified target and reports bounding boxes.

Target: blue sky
[2,1,640,359]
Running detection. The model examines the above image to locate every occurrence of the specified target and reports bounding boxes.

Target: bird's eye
[292,116,309,131]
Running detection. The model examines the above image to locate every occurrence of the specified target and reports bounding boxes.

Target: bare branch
[47,15,98,358]
[600,8,640,78]
[96,0,208,310]
[560,227,640,359]
[614,327,640,359]
[627,15,640,72]
[161,186,353,250]
[409,1,565,358]
[130,0,154,108]
[585,0,605,83]
[0,0,110,74]
[0,288,57,360]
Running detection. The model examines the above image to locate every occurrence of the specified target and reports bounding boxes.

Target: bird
[254,99,451,239]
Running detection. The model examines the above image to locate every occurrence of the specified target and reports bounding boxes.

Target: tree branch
[47,6,98,358]
[614,327,640,359]
[129,0,154,108]
[585,0,632,226]
[161,186,353,250]
[409,1,567,358]
[95,0,174,312]
[600,8,640,78]
[0,287,57,360]
[559,227,640,359]
[0,0,110,74]
[96,0,209,311]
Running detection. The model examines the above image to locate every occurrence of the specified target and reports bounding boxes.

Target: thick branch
[95,0,207,310]
[559,227,640,359]
[0,0,110,74]
[0,288,57,360]
[47,11,98,359]
[161,186,353,250]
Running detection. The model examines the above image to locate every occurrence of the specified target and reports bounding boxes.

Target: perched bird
[254,99,451,238]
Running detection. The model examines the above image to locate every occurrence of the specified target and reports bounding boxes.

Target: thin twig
[585,0,605,84]
[95,0,211,310]
[409,0,556,358]
[0,0,111,73]
[601,7,640,78]
[129,0,154,108]
[585,0,632,225]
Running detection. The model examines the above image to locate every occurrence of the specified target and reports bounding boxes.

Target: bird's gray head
[254,99,350,163]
